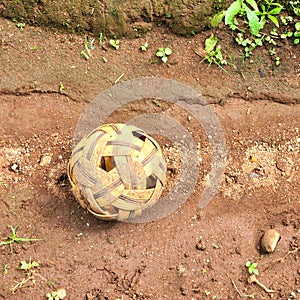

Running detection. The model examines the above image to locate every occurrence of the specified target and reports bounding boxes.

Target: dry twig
[230,277,255,298]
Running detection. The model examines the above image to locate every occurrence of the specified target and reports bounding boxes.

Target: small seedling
[235,33,263,58]
[109,39,120,50]
[99,32,104,43]
[0,180,8,188]
[46,289,66,300]
[294,22,300,44]
[156,47,172,63]
[200,34,227,70]
[280,15,293,25]
[141,42,148,51]
[81,50,89,60]
[84,36,95,51]
[59,82,64,92]
[289,291,297,299]
[46,291,60,300]
[201,268,207,275]
[81,36,95,60]
[0,225,41,252]
[29,45,38,50]
[3,263,8,275]
[16,22,25,31]
[246,261,259,275]
[20,259,40,272]
[270,48,277,58]
[212,242,220,249]
[280,31,293,39]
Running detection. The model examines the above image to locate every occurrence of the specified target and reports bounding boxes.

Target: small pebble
[261,229,281,253]
[259,68,265,78]
[40,155,52,166]
[10,163,19,172]
[56,288,67,299]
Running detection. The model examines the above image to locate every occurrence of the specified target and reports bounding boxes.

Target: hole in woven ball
[146,175,157,189]
[132,130,146,141]
[100,156,115,172]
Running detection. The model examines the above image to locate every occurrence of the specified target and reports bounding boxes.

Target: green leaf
[81,50,89,60]
[243,4,263,35]
[245,0,259,12]
[295,22,300,31]
[32,261,40,268]
[211,11,226,27]
[268,6,282,15]
[161,56,168,63]
[225,0,242,25]
[164,48,172,55]
[268,15,279,27]
[294,38,299,45]
[205,34,218,52]
[20,261,28,270]
[156,51,164,57]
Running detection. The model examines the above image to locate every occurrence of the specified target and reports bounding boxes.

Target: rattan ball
[68,123,167,221]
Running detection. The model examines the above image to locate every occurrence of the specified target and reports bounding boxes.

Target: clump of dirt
[0,0,213,37]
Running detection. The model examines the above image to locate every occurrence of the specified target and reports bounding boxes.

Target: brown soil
[0,18,300,300]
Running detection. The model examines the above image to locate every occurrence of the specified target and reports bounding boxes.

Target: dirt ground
[0,17,300,300]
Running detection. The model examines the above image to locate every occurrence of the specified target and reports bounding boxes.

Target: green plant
[16,22,25,31]
[269,47,280,65]
[0,180,8,188]
[294,22,300,44]
[246,261,259,275]
[200,34,227,70]
[289,291,297,299]
[222,0,263,35]
[141,42,148,51]
[3,263,8,275]
[46,291,60,300]
[20,259,40,272]
[81,36,95,60]
[109,39,120,49]
[0,225,41,252]
[219,0,281,34]
[99,32,104,43]
[256,0,283,28]
[212,242,220,249]
[156,47,172,62]
[46,289,66,300]
[289,0,300,16]
[59,82,64,92]
[211,0,299,65]
[280,15,293,26]
[235,32,263,57]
